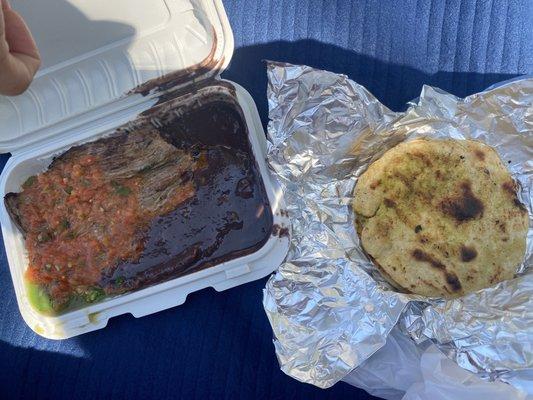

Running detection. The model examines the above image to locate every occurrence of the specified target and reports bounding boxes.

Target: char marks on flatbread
[353,139,528,298]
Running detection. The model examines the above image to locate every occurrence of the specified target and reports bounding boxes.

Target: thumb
[0,2,7,57]
[2,2,40,59]
[0,0,40,96]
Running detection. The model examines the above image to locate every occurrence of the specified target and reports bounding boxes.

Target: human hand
[0,0,40,96]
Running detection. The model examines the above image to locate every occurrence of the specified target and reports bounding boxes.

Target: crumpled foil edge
[262,61,533,389]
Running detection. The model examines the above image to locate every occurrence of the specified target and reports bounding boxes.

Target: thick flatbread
[353,138,528,298]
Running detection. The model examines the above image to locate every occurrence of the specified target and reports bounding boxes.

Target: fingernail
[2,0,11,10]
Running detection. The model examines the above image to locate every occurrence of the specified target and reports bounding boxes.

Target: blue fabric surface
[0,1,531,399]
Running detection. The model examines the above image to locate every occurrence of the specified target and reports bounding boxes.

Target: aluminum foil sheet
[262,62,533,389]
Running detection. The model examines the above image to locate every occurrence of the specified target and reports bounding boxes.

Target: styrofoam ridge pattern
[0,0,233,152]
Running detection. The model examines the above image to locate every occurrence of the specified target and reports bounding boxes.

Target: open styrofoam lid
[0,0,233,152]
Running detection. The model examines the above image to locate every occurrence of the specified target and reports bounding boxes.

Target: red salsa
[18,153,195,310]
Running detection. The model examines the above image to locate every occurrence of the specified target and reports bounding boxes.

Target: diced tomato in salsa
[19,153,194,311]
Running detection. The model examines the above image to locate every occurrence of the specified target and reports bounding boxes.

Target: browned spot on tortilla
[393,172,413,189]
[474,149,485,161]
[435,170,442,179]
[421,279,441,291]
[411,151,432,167]
[370,180,381,190]
[440,181,484,222]
[460,246,477,262]
[489,266,504,284]
[375,219,392,238]
[412,249,462,292]
[502,180,516,194]
[498,222,506,233]
[384,198,396,208]
[514,198,527,211]
[414,225,422,233]
[483,168,490,175]
[501,180,527,211]
[445,272,462,292]
[412,249,446,270]
[366,253,410,293]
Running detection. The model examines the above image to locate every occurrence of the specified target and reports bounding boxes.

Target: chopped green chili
[111,181,132,196]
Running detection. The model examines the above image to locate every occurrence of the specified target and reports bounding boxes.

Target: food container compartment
[0,0,289,339]
[0,80,289,339]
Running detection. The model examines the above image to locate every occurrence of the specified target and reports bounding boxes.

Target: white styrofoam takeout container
[0,0,290,339]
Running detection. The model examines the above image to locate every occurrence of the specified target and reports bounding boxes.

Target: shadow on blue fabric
[223,39,521,128]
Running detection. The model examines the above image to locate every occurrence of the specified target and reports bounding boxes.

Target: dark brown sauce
[102,100,273,291]
[272,224,290,238]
